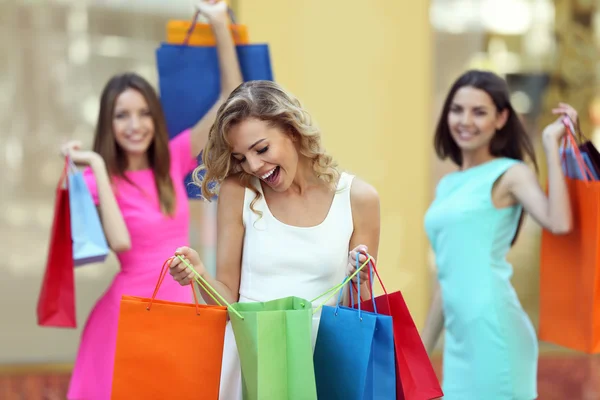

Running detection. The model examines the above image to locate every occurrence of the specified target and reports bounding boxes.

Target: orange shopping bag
[166,20,249,45]
[166,6,248,46]
[111,257,228,399]
[539,119,600,354]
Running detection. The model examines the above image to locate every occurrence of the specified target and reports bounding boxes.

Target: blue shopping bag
[67,160,109,266]
[313,256,396,400]
[156,42,274,198]
[560,147,599,181]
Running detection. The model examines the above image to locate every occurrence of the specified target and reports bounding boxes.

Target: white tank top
[239,172,355,308]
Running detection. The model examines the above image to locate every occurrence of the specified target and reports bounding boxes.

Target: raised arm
[189,0,244,157]
[501,105,577,235]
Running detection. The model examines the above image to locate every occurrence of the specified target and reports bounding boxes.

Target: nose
[129,115,141,131]
[246,155,264,174]
[460,111,473,126]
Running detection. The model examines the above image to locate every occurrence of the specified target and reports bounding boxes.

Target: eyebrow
[451,103,488,111]
[232,139,266,156]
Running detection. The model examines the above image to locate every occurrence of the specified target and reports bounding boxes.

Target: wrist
[89,154,105,171]
[542,136,560,153]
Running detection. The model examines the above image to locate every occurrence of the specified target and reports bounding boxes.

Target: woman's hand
[346,245,371,283]
[542,102,579,147]
[60,140,102,166]
[169,246,207,286]
[196,0,229,25]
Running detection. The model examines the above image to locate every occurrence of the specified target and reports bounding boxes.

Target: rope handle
[147,257,201,315]
[311,256,373,315]
[561,116,595,184]
[176,255,244,320]
[182,4,241,46]
[350,253,388,299]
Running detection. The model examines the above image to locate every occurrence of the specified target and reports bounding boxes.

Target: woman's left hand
[196,0,229,24]
[543,102,580,146]
[347,245,371,283]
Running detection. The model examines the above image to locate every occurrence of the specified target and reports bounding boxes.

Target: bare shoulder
[500,162,538,189]
[350,176,380,212]
[217,174,246,208]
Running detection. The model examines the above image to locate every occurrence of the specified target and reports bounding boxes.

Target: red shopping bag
[352,259,443,400]
[37,161,76,328]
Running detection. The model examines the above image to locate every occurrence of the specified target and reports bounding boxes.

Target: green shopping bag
[175,256,317,400]
[229,297,317,400]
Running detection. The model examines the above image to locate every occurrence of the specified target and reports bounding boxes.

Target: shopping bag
[313,256,396,400]
[540,119,600,354]
[166,20,249,46]
[560,148,599,180]
[156,15,274,198]
[567,115,600,179]
[174,256,316,400]
[37,160,77,328]
[351,258,444,400]
[67,159,109,266]
[111,257,228,400]
[228,296,317,400]
[580,141,600,177]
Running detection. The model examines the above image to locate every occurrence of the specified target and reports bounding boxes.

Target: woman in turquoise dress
[422,70,576,399]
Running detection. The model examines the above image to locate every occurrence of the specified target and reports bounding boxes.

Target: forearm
[211,19,243,95]
[543,137,572,234]
[197,273,238,306]
[90,158,131,252]
[189,19,244,155]
[421,283,444,355]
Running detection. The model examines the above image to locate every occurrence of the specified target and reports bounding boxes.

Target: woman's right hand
[169,246,207,286]
[60,140,101,166]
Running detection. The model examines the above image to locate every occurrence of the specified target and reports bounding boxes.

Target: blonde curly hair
[192,80,339,212]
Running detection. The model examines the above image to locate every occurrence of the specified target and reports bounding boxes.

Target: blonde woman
[169,80,380,399]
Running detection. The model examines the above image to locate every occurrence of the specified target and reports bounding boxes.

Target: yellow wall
[237,1,433,325]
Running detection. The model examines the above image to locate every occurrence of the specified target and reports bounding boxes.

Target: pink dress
[67,130,198,400]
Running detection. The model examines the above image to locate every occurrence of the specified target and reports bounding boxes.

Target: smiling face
[447,86,508,154]
[229,118,299,192]
[112,88,155,158]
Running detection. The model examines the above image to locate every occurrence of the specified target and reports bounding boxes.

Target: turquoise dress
[424,158,538,400]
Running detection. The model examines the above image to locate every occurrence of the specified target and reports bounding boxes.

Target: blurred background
[1,0,599,398]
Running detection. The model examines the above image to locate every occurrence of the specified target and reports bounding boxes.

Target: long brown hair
[93,73,176,216]
[433,70,538,245]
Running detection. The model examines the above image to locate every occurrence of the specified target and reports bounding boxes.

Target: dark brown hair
[434,69,538,170]
[434,70,538,245]
[93,73,175,216]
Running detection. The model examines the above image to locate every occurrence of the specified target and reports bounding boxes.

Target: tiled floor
[0,354,599,399]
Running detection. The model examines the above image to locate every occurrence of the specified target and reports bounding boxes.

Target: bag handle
[350,254,388,302]
[182,5,240,46]
[59,155,78,189]
[147,257,201,315]
[564,113,588,144]
[176,255,244,320]
[333,253,364,320]
[311,256,373,315]
[561,116,594,184]
[347,253,379,314]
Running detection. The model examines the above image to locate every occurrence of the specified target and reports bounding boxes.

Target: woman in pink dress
[59,2,242,399]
